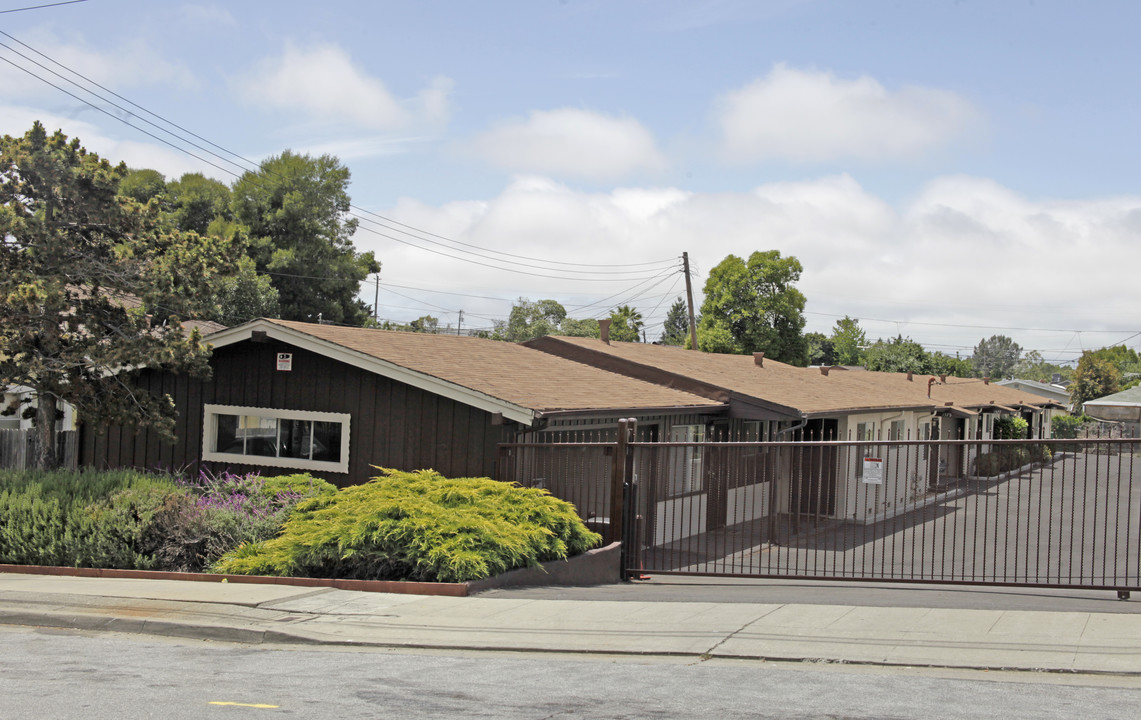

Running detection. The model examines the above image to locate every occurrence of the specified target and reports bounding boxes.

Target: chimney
[598,318,611,344]
[939,374,946,383]
[906,371,913,381]
[753,352,764,367]
[983,376,990,385]
[820,366,829,376]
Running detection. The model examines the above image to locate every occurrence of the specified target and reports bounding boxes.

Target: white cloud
[717,64,981,163]
[237,43,451,131]
[468,109,667,181]
[0,31,196,99]
[363,175,1141,359]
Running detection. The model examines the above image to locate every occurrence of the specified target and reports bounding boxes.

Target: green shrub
[973,452,1002,477]
[212,468,603,583]
[993,416,1029,440]
[0,469,184,568]
[1051,414,1086,439]
[141,471,337,572]
[0,468,332,572]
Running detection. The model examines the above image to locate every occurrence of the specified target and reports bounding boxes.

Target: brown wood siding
[81,339,512,486]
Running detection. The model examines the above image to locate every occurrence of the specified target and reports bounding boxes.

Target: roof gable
[206,320,723,424]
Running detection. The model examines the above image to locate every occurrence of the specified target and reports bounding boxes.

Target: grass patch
[212,468,602,583]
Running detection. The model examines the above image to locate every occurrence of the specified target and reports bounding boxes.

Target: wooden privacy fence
[0,429,79,470]
[498,424,1141,596]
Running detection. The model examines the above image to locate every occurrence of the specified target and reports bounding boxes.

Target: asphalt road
[2,625,1140,720]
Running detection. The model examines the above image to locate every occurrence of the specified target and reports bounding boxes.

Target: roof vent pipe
[599,318,611,344]
[753,352,765,367]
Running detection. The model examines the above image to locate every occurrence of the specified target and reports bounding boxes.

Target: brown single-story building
[80,318,724,484]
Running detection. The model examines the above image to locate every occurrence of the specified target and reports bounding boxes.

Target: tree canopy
[829,316,866,366]
[971,334,1022,379]
[232,151,379,326]
[608,305,644,342]
[489,298,603,342]
[659,297,689,346]
[697,251,807,364]
[0,123,237,468]
[1070,349,1122,412]
[862,335,972,377]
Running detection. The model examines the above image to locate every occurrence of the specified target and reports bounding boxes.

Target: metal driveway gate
[500,422,1141,595]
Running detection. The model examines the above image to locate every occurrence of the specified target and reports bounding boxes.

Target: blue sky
[3,0,1140,363]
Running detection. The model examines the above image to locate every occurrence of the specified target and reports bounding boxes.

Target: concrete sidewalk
[2,572,1140,675]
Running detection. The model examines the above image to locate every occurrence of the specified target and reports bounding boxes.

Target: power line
[0,32,678,280]
[0,0,86,14]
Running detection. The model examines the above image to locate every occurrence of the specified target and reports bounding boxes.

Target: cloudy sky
[3,0,1140,363]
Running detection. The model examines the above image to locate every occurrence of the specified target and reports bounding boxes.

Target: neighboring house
[1,385,77,432]
[998,378,1072,410]
[1082,385,1141,438]
[80,318,724,484]
[526,335,1061,537]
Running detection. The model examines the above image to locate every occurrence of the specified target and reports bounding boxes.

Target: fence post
[610,418,636,577]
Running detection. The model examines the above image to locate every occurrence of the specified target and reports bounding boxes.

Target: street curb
[0,544,620,597]
[0,564,469,597]
[5,605,1137,677]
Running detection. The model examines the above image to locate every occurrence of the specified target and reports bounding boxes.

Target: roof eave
[206,319,536,425]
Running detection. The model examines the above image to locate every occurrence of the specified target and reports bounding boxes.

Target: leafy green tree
[1070,350,1122,412]
[232,151,379,326]
[971,334,1022,379]
[659,297,690,346]
[929,352,974,378]
[492,298,567,342]
[829,316,866,366]
[862,336,973,377]
[1013,350,1073,384]
[1084,345,1141,377]
[0,123,237,468]
[410,315,440,333]
[863,336,930,374]
[805,332,834,366]
[167,172,232,236]
[697,251,807,364]
[119,168,167,204]
[609,305,644,342]
[560,317,600,338]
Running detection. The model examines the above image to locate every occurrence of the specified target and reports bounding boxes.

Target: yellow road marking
[208,701,280,709]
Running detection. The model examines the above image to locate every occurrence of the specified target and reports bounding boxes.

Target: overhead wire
[0,31,677,280]
[0,0,86,14]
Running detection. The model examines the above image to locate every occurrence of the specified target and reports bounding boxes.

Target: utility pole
[682,252,698,352]
[457,310,464,335]
[373,273,380,322]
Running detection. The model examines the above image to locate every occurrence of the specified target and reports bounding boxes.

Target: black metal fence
[498,429,1141,593]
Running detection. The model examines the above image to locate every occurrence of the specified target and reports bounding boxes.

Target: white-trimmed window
[202,404,351,474]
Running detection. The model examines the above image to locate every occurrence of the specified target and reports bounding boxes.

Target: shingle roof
[527,336,1057,416]
[1083,385,1141,407]
[222,320,723,416]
